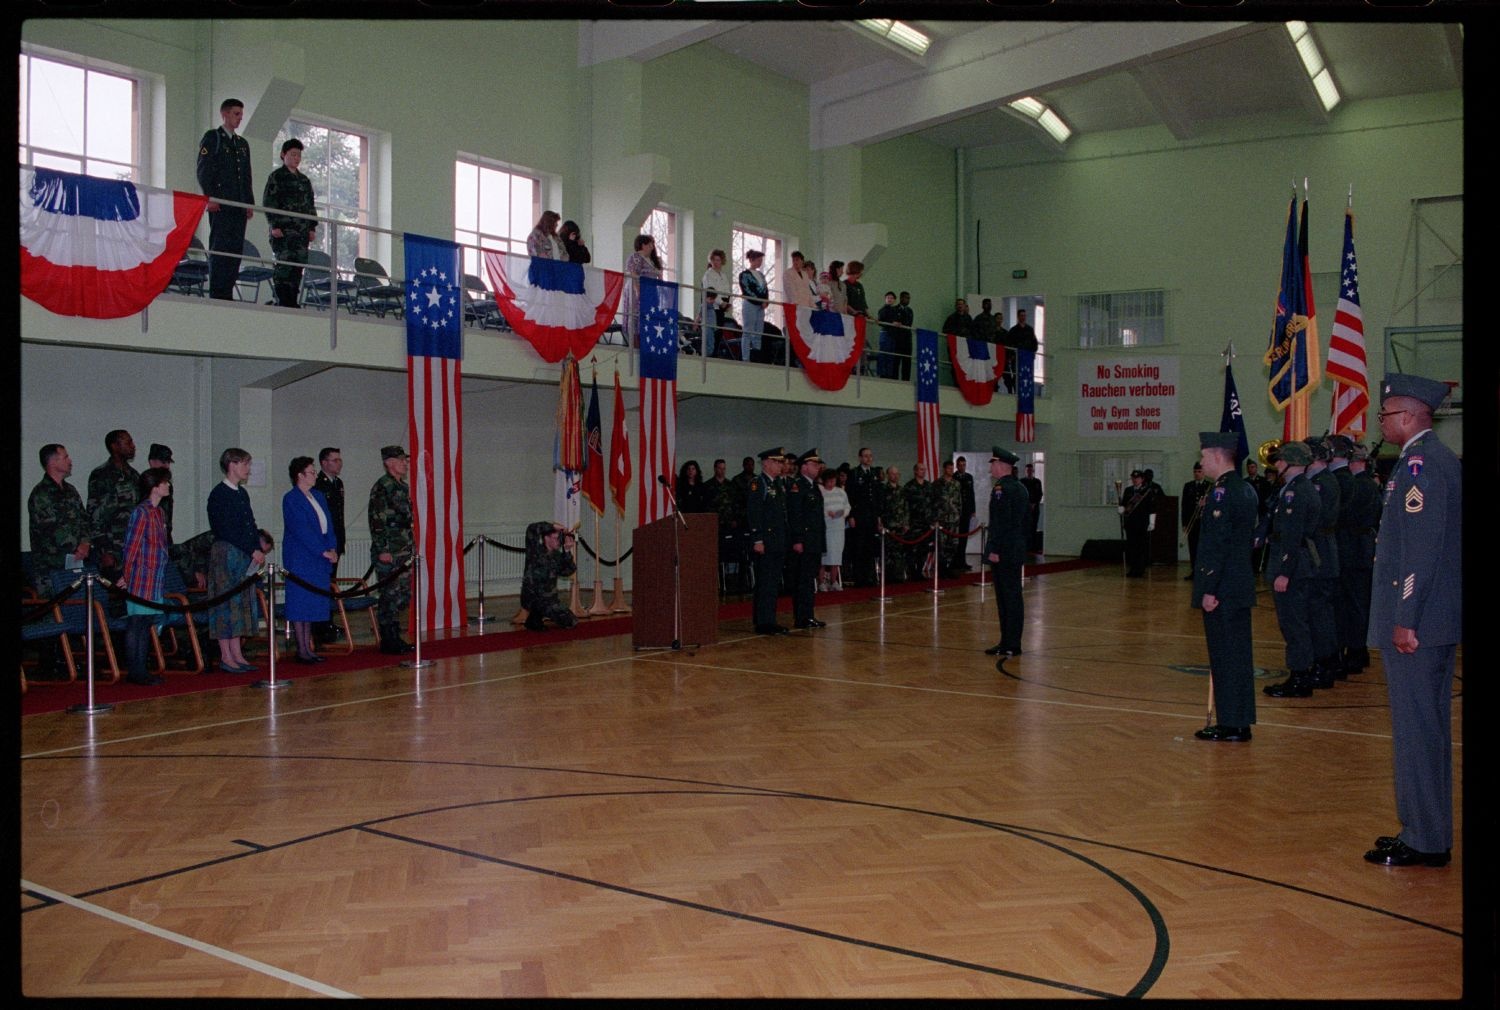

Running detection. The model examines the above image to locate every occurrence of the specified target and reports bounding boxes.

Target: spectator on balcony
[527,210,568,260]
[738,249,768,363]
[894,292,915,381]
[943,298,974,342]
[876,291,901,379]
[700,249,732,358]
[788,257,817,311]
[263,138,317,309]
[196,98,255,301]
[623,234,662,347]
[559,220,591,264]
[821,261,847,314]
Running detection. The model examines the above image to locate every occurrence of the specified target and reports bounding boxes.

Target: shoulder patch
[1212,487,1225,501]
[1406,456,1424,478]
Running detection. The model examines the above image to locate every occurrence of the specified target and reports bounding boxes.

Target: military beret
[757,446,784,460]
[1380,373,1451,411]
[1327,434,1354,457]
[1198,431,1238,452]
[147,443,174,464]
[1305,435,1331,460]
[797,448,821,465]
[1276,440,1312,466]
[381,445,408,460]
[991,446,1019,465]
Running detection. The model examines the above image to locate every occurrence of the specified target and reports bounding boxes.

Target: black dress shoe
[1374,835,1401,850]
[1194,725,1252,742]
[983,643,1005,656]
[1263,672,1313,698]
[795,619,826,629]
[1364,840,1450,867]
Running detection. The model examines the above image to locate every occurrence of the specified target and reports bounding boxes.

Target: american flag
[609,370,631,516]
[915,329,940,477]
[1327,207,1368,437]
[1015,348,1036,443]
[636,277,678,524]
[403,233,467,631]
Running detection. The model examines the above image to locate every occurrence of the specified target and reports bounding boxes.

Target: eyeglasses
[1376,408,1411,420]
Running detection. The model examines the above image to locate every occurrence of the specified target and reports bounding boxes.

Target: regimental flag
[581,373,605,516]
[1220,359,1251,465]
[21,167,207,319]
[483,250,625,363]
[915,329,941,478]
[782,307,866,390]
[1015,349,1036,443]
[609,371,631,516]
[948,332,998,406]
[1263,190,1320,439]
[554,355,584,529]
[403,233,467,631]
[637,277,679,525]
[1328,207,1369,437]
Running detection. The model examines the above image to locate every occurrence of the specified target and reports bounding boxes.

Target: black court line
[356,821,1124,999]
[22,753,1460,941]
[230,839,267,851]
[21,889,60,908]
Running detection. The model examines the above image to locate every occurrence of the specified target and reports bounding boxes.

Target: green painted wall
[858,134,959,332]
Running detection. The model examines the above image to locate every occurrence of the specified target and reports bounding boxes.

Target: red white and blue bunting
[947,332,1000,406]
[484,250,624,363]
[21,167,207,319]
[783,307,866,391]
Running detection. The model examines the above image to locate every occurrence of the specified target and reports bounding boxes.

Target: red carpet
[20,558,1100,716]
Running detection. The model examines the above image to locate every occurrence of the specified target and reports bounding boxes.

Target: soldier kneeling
[521,521,579,631]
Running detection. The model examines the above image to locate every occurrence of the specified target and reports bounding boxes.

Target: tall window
[731,226,783,330]
[454,158,541,284]
[273,118,370,265]
[1077,451,1165,507]
[638,207,678,282]
[1077,289,1166,347]
[19,51,140,181]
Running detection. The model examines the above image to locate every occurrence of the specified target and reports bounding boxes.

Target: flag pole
[609,509,630,613]
[589,509,610,616]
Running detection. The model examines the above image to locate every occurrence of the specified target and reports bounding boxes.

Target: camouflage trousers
[373,552,411,625]
[270,231,310,307]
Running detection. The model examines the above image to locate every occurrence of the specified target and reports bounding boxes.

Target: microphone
[658,474,670,486]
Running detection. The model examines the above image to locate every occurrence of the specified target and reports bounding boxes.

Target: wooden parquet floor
[19,565,1465,998]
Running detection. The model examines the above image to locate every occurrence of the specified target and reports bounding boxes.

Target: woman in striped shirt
[121,467,173,686]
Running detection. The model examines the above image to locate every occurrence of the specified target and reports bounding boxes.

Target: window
[637,207,678,282]
[730,226,783,331]
[19,51,140,181]
[454,158,541,286]
[1078,289,1166,348]
[1077,452,1166,507]
[273,117,371,266]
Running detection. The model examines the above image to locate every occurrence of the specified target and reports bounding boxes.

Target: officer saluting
[746,447,789,635]
[196,99,255,300]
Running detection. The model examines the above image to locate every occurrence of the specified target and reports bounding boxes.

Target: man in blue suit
[1364,374,1461,868]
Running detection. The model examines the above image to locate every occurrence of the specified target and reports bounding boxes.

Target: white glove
[1147,515,1156,532]
[1117,505,1125,515]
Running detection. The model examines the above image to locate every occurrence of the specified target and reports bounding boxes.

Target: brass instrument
[1257,438,1282,467]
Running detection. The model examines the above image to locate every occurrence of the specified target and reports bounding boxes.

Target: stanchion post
[469,534,494,625]
[404,553,432,669]
[978,525,989,601]
[928,525,944,595]
[67,573,112,715]
[877,530,893,603]
[254,563,289,690]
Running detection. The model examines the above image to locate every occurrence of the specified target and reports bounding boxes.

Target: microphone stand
[655,476,687,651]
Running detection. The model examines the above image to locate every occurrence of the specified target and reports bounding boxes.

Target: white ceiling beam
[810,21,1252,150]
[578,20,740,67]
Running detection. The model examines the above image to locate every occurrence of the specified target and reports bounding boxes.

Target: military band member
[984,447,1029,661]
[1262,441,1320,698]
[1192,433,1260,741]
[789,449,827,629]
[1304,436,1343,687]
[1118,470,1157,577]
[368,445,415,654]
[196,98,255,300]
[1180,461,1211,579]
[1364,374,1461,868]
[746,447,789,634]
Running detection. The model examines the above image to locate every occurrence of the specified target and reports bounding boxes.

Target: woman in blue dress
[281,456,339,663]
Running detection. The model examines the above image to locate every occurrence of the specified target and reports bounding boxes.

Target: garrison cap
[381,445,408,460]
[1276,440,1313,466]
[147,443,174,464]
[1327,434,1354,457]
[1198,432,1239,453]
[757,446,784,460]
[1380,373,1451,411]
[991,446,1019,465]
[797,448,821,465]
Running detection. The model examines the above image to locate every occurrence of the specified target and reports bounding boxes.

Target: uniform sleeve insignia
[1404,486,1424,513]
[1406,456,1424,477]
[1403,573,1415,599]
[1212,509,1222,518]
[1212,488,1225,501]
[199,146,209,156]
[1386,479,1396,492]
[1283,491,1294,501]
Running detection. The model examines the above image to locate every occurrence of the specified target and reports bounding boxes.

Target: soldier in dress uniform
[746,447,789,634]
[1330,435,1379,675]
[846,447,881,586]
[367,445,415,654]
[1180,461,1212,579]
[1192,432,1261,741]
[86,429,140,582]
[263,137,318,308]
[196,98,255,300]
[1303,435,1344,688]
[1262,441,1321,698]
[521,521,579,631]
[1118,470,1157,577]
[788,449,827,630]
[1364,374,1461,868]
[984,447,1029,661]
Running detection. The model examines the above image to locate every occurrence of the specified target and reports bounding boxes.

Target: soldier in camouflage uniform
[879,465,909,583]
[27,444,92,678]
[935,461,964,576]
[86,429,140,581]
[368,445,415,654]
[904,462,937,580]
[521,521,579,630]
[263,138,318,308]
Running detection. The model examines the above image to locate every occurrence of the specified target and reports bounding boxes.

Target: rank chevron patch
[1404,485,1424,513]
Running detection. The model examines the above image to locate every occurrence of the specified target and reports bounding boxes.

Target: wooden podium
[632,512,719,649]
